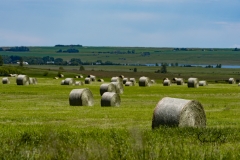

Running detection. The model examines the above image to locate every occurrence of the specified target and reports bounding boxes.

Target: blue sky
[1,0,239,48]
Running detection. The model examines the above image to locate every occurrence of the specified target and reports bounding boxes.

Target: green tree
[59,66,64,70]
[79,65,85,71]
[133,68,137,72]
[19,57,23,67]
[43,71,48,76]
[160,64,167,73]
[0,55,3,66]
[216,64,222,68]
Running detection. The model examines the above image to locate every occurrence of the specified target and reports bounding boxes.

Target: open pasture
[0,75,240,159]
[1,46,239,65]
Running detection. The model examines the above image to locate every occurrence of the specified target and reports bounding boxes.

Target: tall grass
[0,76,240,158]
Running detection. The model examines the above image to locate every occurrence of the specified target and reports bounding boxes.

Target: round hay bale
[85,78,91,84]
[152,97,206,128]
[172,77,178,82]
[150,79,156,84]
[163,79,171,86]
[88,75,96,81]
[119,75,124,79]
[69,88,94,106]
[187,78,199,88]
[125,81,133,86]
[111,82,124,94]
[98,79,104,82]
[123,78,129,84]
[176,78,184,85]
[100,83,117,96]
[59,74,64,78]
[129,78,136,86]
[63,78,75,85]
[61,80,65,85]
[229,78,235,84]
[75,81,84,86]
[199,80,208,86]
[111,77,122,83]
[2,77,10,84]
[29,77,37,85]
[101,92,121,107]
[139,76,150,87]
[16,75,29,85]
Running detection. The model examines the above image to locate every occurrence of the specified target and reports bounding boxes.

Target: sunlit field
[0,71,240,159]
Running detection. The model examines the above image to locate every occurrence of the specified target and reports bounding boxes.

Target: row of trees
[56,49,79,53]
[0,55,119,66]
[0,46,29,52]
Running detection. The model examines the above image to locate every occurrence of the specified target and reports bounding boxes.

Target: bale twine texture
[129,78,136,86]
[188,78,199,88]
[125,81,133,86]
[139,76,150,87]
[69,88,94,106]
[163,79,171,86]
[16,75,29,85]
[176,78,184,85]
[111,82,124,94]
[101,92,121,107]
[85,78,91,84]
[199,80,208,86]
[100,83,117,96]
[229,78,235,84]
[63,78,75,85]
[152,97,206,129]
[2,77,10,84]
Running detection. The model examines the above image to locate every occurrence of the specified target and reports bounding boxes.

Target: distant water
[145,64,240,68]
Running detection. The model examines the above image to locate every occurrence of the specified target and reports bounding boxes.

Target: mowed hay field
[1,74,240,159]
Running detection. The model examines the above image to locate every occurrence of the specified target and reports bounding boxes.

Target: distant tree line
[55,44,82,47]
[233,48,240,51]
[1,55,119,66]
[93,50,135,54]
[56,49,79,53]
[0,46,29,52]
[0,66,22,76]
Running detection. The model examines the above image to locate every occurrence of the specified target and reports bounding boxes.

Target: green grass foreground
[0,76,240,159]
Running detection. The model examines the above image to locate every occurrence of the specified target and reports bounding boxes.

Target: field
[1,46,240,159]
[1,46,240,65]
[0,65,240,159]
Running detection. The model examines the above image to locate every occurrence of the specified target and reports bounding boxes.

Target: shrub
[43,71,48,76]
